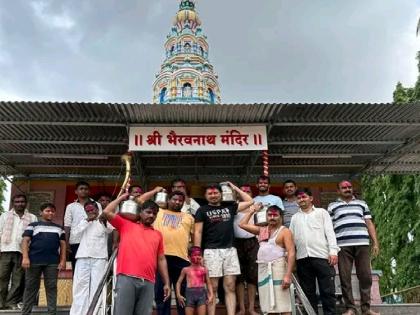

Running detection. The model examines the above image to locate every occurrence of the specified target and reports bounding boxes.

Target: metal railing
[86,249,118,315]
[381,285,420,304]
[86,250,316,315]
[291,274,317,315]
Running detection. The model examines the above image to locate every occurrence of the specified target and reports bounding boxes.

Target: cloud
[31,0,75,30]
[0,0,419,104]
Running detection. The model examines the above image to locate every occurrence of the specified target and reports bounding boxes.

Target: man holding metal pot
[102,193,170,315]
[153,191,195,315]
[194,182,254,315]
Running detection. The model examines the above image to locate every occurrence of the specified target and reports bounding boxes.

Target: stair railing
[86,249,118,315]
[292,273,317,315]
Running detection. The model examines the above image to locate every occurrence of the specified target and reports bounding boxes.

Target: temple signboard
[129,125,267,151]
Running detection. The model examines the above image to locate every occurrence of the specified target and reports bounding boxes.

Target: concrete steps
[0,304,419,315]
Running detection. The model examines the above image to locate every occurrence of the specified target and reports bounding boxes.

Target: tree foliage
[362,175,420,295]
[393,52,420,104]
[361,51,420,296]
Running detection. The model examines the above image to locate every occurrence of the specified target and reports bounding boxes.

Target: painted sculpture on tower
[152,0,221,104]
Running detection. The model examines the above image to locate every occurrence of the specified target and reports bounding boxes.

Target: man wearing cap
[328,181,380,315]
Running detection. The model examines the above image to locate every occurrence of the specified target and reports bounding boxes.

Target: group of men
[0,176,380,315]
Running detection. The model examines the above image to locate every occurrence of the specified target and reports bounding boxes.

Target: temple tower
[152,0,221,104]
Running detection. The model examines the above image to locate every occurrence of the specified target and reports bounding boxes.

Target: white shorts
[203,247,241,278]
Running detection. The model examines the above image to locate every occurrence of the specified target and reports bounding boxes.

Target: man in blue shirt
[253,175,284,210]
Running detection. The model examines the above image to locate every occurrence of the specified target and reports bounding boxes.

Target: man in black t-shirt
[194,183,253,315]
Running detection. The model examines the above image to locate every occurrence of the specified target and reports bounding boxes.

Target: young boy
[176,246,213,315]
[70,201,113,315]
[21,203,66,315]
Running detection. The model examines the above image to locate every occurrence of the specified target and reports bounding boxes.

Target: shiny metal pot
[254,205,269,226]
[220,182,235,202]
[155,190,168,208]
[119,197,138,221]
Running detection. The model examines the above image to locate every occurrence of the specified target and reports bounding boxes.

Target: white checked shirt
[64,199,102,245]
[0,209,37,253]
[289,206,340,260]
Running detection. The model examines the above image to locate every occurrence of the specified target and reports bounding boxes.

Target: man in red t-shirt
[103,193,170,315]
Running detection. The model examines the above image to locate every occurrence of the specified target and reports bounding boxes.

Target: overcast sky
[0,0,419,104]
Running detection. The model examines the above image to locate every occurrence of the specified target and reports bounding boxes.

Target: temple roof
[1,102,420,182]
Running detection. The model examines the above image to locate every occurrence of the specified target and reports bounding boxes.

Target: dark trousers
[155,255,190,315]
[69,244,79,276]
[0,252,25,308]
[338,245,372,312]
[297,257,336,315]
[22,264,58,315]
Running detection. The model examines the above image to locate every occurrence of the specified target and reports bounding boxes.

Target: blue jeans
[155,255,190,315]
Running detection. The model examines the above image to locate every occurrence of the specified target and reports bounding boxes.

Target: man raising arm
[103,193,170,315]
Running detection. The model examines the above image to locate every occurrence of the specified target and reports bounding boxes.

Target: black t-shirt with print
[195,203,238,249]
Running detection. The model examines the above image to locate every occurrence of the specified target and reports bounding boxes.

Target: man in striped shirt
[327,181,380,315]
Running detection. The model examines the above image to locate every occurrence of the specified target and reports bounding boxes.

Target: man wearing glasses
[171,178,200,216]
[327,181,380,315]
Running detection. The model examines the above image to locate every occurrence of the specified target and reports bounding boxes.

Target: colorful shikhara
[152,0,221,104]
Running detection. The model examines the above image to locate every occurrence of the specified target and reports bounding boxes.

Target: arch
[159,87,167,104]
[184,42,191,53]
[208,88,215,104]
[182,83,192,98]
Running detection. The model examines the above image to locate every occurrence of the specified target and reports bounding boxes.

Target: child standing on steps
[176,246,213,315]
[21,203,66,315]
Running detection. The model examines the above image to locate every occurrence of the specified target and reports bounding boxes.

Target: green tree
[362,175,420,295]
[361,52,420,297]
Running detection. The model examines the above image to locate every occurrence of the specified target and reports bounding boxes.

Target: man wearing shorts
[194,183,253,315]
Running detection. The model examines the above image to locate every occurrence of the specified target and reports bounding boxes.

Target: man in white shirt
[69,201,113,315]
[289,189,339,315]
[0,194,37,310]
[253,175,284,210]
[171,178,200,216]
[64,181,101,274]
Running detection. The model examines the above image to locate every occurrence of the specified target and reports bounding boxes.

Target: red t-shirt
[110,215,164,283]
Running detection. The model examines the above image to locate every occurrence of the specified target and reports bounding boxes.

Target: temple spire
[152,0,221,104]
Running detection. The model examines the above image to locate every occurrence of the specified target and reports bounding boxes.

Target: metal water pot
[119,196,138,221]
[155,190,168,208]
[220,182,235,202]
[254,204,269,226]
